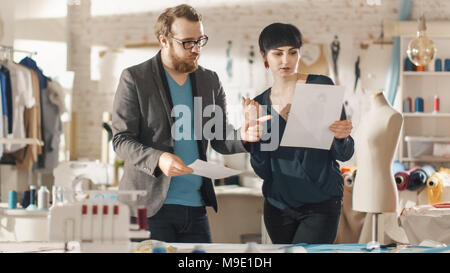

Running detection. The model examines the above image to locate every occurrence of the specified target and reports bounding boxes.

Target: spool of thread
[404,58,414,71]
[8,191,17,209]
[434,95,440,113]
[21,190,30,208]
[29,185,37,206]
[38,186,50,210]
[137,207,148,230]
[415,97,424,112]
[445,59,450,71]
[403,97,412,112]
[408,165,436,191]
[416,65,425,71]
[395,166,420,191]
[435,58,442,72]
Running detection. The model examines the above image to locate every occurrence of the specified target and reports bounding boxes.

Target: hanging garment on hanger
[19,57,47,91]
[19,57,45,154]
[30,70,42,156]
[33,77,61,173]
[3,61,36,153]
[19,57,58,173]
[46,79,67,115]
[9,69,42,170]
[0,65,13,134]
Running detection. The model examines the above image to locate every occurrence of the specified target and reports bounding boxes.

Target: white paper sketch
[280,83,346,150]
[188,159,242,180]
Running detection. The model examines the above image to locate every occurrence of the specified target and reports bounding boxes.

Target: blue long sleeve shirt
[250,74,354,210]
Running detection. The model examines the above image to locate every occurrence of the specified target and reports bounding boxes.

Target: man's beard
[169,47,199,73]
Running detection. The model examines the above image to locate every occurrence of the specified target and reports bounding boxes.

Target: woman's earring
[264,61,269,69]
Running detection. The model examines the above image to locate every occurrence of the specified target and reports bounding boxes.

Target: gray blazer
[112,51,248,217]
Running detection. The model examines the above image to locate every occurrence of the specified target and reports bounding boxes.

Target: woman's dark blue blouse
[250,74,355,210]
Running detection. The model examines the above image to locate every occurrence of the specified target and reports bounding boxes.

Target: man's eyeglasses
[171,36,209,50]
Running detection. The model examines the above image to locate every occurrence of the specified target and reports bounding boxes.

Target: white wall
[14,0,67,19]
[0,0,15,45]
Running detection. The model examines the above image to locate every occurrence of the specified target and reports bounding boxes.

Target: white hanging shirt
[4,61,36,152]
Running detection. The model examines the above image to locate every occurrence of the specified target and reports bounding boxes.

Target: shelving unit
[403,71,450,76]
[397,35,450,167]
[402,156,450,163]
[403,113,450,118]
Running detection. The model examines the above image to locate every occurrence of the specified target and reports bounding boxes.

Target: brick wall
[67,0,450,159]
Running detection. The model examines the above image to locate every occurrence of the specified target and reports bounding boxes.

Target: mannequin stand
[367,213,381,250]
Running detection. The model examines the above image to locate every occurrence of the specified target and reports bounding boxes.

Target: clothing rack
[0,50,52,200]
[0,45,38,59]
[0,47,44,153]
[0,138,44,146]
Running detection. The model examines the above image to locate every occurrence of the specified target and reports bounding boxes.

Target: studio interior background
[1,0,450,249]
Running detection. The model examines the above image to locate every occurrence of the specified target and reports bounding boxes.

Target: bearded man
[112,4,269,243]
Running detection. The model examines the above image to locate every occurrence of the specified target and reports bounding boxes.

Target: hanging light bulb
[406,15,436,67]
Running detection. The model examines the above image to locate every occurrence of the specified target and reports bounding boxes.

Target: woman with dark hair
[249,23,355,244]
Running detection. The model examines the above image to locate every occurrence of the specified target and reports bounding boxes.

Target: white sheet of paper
[280,83,346,150]
[188,160,242,180]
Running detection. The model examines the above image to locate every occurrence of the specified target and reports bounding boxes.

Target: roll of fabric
[395,166,420,191]
[422,164,437,176]
[340,166,357,188]
[395,171,410,191]
[427,172,445,204]
[343,172,354,187]
[392,160,407,176]
[408,165,437,191]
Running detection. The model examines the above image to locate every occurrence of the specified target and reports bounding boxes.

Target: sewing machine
[49,161,149,252]
[53,160,113,203]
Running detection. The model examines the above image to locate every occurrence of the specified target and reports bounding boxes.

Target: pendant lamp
[406,15,436,66]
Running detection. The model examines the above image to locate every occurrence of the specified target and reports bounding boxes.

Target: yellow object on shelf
[426,168,450,205]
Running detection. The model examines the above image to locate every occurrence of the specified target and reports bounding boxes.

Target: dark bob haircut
[258,23,303,56]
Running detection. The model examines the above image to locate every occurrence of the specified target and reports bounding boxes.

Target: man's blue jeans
[131,204,212,243]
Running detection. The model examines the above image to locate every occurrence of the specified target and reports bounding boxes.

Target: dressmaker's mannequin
[353,91,403,213]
